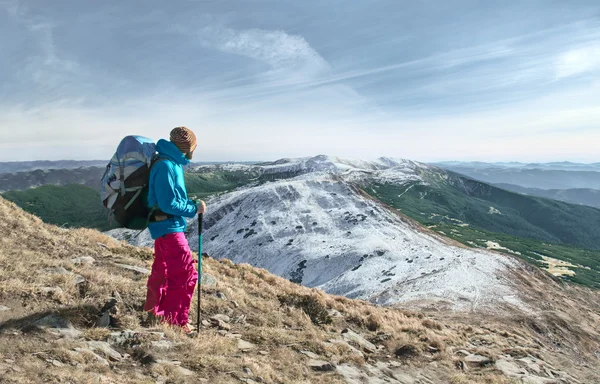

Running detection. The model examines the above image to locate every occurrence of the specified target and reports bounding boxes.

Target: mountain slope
[111,171,522,311]
[1,197,600,383]
[367,169,600,251]
[2,184,116,231]
[0,167,105,192]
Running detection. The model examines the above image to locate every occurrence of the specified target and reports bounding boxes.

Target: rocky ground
[1,197,599,383]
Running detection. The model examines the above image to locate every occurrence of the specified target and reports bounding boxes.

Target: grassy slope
[2,184,116,231]
[0,197,599,383]
[366,182,600,288]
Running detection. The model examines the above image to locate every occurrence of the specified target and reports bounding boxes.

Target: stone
[151,340,177,349]
[42,267,70,275]
[201,320,211,327]
[300,350,320,359]
[201,273,217,287]
[258,351,268,355]
[243,367,254,376]
[225,333,243,339]
[215,291,227,300]
[341,329,377,354]
[465,354,493,366]
[51,360,64,367]
[71,256,95,265]
[33,314,82,339]
[87,341,123,361]
[0,305,10,311]
[212,319,231,331]
[218,330,228,336]
[454,350,471,357]
[495,359,528,377]
[95,311,111,328]
[211,314,231,323]
[231,300,240,308]
[237,339,256,351]
[308,359,335,372]
[74,275,86,285]
[327,339,364,358]
[108,330,139,345]
[74,348,110,366]
[114,263,150,275]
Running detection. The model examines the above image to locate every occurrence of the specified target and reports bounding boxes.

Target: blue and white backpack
[101,136,163,229]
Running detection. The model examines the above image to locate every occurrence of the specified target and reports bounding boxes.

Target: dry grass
[0,196,599,383]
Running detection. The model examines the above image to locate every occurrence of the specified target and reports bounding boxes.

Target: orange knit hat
[170,126,197,153]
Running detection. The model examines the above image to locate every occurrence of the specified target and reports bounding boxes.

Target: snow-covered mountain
[108,156,525,311]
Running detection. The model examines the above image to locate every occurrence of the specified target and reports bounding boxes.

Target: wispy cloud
[555,43,600,79]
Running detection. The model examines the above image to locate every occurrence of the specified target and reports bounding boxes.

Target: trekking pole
[197,212,204,334]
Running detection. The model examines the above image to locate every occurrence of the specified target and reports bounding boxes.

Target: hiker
[143,126,206,332]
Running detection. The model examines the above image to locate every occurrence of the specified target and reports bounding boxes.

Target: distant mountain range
[435,161,600,172]
[436,163,600,190]
[0,160,258,175]
[494,184,600,208]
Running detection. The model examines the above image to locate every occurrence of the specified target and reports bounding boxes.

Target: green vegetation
[368,173,600,251]
[184,169,259,198]
[2,184,116,231]
[366,181,600,288]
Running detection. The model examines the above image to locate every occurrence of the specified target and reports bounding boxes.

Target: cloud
[194,25,330,80]
[555,43,600,79]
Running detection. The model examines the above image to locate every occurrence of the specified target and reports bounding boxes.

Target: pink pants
[144,232,198,326]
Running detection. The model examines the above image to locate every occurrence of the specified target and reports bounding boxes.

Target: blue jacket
[147,139,197,239]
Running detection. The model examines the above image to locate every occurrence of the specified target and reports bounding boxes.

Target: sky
[0,0,599,163]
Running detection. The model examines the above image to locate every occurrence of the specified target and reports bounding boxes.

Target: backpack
[101,135,167,230]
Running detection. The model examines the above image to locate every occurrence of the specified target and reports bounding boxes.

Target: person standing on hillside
[143,126,206,333]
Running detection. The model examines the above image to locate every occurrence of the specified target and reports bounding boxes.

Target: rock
[176,366,195,376]
[465,354,493,366]
[327,339,364,358]
[496,359,528,377]
[218,330,228,336]
[201,320,211,327]
[212,319,231,331]
[74,348,110,366]
[237,339,256,351]
[87,341,122,361]
[0,305,10,311]
[74,275,86,285]
[215,292,227,300]
[225,333,243,339]
[258,351,268,356]
[341,329,377,354]
[201,273,217,287]
[308,359,335,372]
[108,330,139,345]
[300,350,320,359]
[51,360,64,367]
[114,263,150,275]
[211,314,231,323]
[231,300,240,308]
[33,314,82,339]
[151,340,179,349]
[71,256,95,265]
[454,350,471,357]
[95,311,111,328]
[243,367,254,376]
[42,267,70,275]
